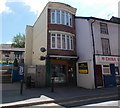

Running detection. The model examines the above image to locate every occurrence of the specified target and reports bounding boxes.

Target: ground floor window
[115,67,120,75]
[51,64,66,83]
[102,65,110,75]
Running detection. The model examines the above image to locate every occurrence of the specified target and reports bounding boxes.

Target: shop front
[95,55,120,88]
[46,55,78,86]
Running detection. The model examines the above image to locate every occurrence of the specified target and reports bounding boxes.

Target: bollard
[20,80,23,95]
[51,77,54,92]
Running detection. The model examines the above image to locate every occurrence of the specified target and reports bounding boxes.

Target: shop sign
[78,62,88,74]
[96,56,120,63]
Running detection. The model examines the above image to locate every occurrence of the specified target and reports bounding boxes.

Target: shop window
[102,65,110,75]
[100,23,108,34]
[5,55,9,57]
[115,67,120,75]
[2,51,10,54]
[51,64,66,83]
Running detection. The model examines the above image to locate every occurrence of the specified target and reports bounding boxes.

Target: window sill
[50,23,72,27]
[50,48,74,51]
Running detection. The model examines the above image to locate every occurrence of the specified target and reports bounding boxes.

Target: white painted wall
[75,18,119,89]
[32,7,48,65]
[76,61,95,89]
[75,18,93,61]
[25,26,33,65]
[75,18,95,89]
[93,21,119,56]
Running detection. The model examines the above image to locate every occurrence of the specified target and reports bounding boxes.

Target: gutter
[90,20,97,88]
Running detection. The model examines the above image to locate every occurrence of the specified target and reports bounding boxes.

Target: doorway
[95,65,103,88]
[68,66,76,85]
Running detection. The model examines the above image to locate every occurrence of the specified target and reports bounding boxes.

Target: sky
[0,0,119,44]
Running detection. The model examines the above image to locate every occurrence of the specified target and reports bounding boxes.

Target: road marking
[58,94,118,105]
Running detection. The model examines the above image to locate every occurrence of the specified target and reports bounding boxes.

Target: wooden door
[96,65,103,87]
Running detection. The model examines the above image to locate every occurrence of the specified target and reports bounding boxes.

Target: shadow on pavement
[2,82,120,107]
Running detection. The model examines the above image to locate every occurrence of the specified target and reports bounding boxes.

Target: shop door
[96,65,103,87]
[68,66,76,85]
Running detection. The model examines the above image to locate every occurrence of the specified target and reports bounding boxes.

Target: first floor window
[62,35,66,49]
[67,35,70,49]
[57,34,61,48]
[50,33,74,50]
[70,36,74,49]
[101,38,111,55]
[51,34,56,48]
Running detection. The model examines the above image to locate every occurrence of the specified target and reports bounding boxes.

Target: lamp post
[51,71,56,92]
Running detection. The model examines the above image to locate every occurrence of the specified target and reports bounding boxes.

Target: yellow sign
[78,63,88,74]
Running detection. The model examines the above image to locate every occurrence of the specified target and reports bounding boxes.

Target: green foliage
[13,58,18,67]
[12,33,25,48]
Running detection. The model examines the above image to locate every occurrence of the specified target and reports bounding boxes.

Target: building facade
[0,44,25,64]
[25,2,120,89]
[76,17,120,89]
[25,2,78,87]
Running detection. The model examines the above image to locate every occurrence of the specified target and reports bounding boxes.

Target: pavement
[0,82,120,108]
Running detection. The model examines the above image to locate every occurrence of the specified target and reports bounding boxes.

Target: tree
[12,33,25,48]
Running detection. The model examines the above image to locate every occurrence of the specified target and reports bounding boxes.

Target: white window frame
[50,33,74,50]
[51,33,56,49]
[50,9,72,27]
[102,65,111,75]
[51,10,55,24]
[100,23,108,34]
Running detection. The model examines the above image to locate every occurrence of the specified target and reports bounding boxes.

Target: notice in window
[78,62,88,74]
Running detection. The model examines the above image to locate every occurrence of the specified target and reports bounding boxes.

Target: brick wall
[47,9,76,56]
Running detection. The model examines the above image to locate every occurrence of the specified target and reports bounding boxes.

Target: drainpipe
[90,19,97,88]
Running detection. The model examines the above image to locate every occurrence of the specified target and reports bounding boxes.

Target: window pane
[67,35,70,49]
[56,10,60,24]
[66,12,69,25]
[62,35,66,49]
[57,34,61,48]
[100,23,108,34]
[71,36,73,49]
[103,65,110,75]
[51,64,66,83]
[69,14,72,26]
[51,10,55,24]
[61,11,65,25]
[102,39,110,55]
[51,34,55,48]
